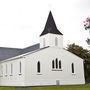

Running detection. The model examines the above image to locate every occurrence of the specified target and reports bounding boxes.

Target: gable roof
[40,11,63,36]
[0,44,40,61]
[0,47,22,61]
[21,43,40,54]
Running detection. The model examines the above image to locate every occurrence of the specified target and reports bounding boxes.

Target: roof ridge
[0,47,22,50]
[23,43,40,49]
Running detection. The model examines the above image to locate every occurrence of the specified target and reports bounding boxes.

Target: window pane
[6,64,7,75]
[59,61,61,69]
[72,63,74,73]
[1,65,3,76]
[56,58,58,69]
[52,60,54,69]
[11,64,13,75]
[20,62,21,74]
[37,61,40,73]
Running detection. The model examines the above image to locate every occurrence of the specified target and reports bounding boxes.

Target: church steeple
[40,11,63,48]
[40,11,63,36]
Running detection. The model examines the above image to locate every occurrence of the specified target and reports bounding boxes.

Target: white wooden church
[0,11,85,86]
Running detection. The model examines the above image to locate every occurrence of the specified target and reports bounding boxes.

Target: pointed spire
[40,11,63,36]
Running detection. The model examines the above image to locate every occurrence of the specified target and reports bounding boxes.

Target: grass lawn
[0,84,90,90]
[32,85,90,90]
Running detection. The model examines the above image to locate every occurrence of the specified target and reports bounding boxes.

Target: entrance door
[56,80,60,85]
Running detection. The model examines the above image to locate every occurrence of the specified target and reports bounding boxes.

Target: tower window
[72,63,74,73]
[37,61,40,73]
[43,38,45,47]
[55,37,58,46]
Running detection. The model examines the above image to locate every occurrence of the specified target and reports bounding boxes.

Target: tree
[67,43,90,82]
[83,17,90,45]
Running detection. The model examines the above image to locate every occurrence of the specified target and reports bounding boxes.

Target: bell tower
[40,11,63,48]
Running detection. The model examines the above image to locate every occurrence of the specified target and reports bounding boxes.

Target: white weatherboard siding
[0,57,25,86]
[40,34,63,48]
[0,47,85,86]
[25,47,85,86]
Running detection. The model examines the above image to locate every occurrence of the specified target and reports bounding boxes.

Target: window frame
[19,61,22,75]
[0,65,3,77]
[5,64,7,76]
[52,59,62,71]
[10,63,13,76]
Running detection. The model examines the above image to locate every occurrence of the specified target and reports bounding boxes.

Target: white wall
[0,47,85,86]
[0,57,25,86]
[24,47,85,86]
[40,34,63,48]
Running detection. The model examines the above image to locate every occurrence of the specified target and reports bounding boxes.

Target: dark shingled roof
[40,11,63,36]
[0,44,40,61]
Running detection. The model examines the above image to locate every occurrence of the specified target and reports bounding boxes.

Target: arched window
[6,64,7,75]
[11,63,13,75]
[52,60,55,69]
[1,65,3,76]
[59,60,61,69]
[56,58,58,69]
[43,38,45,47]
[72,63,74,73]
[52,59,62,70]
[19,62,22,74]
[37,61,40,73]
[55,37,58,46]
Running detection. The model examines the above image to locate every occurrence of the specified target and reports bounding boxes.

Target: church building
[0,11,85,86]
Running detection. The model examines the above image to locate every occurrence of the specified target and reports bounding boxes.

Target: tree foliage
[67,43,90,82]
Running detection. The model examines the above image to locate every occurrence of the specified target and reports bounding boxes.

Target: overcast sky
[0,0,90,49]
